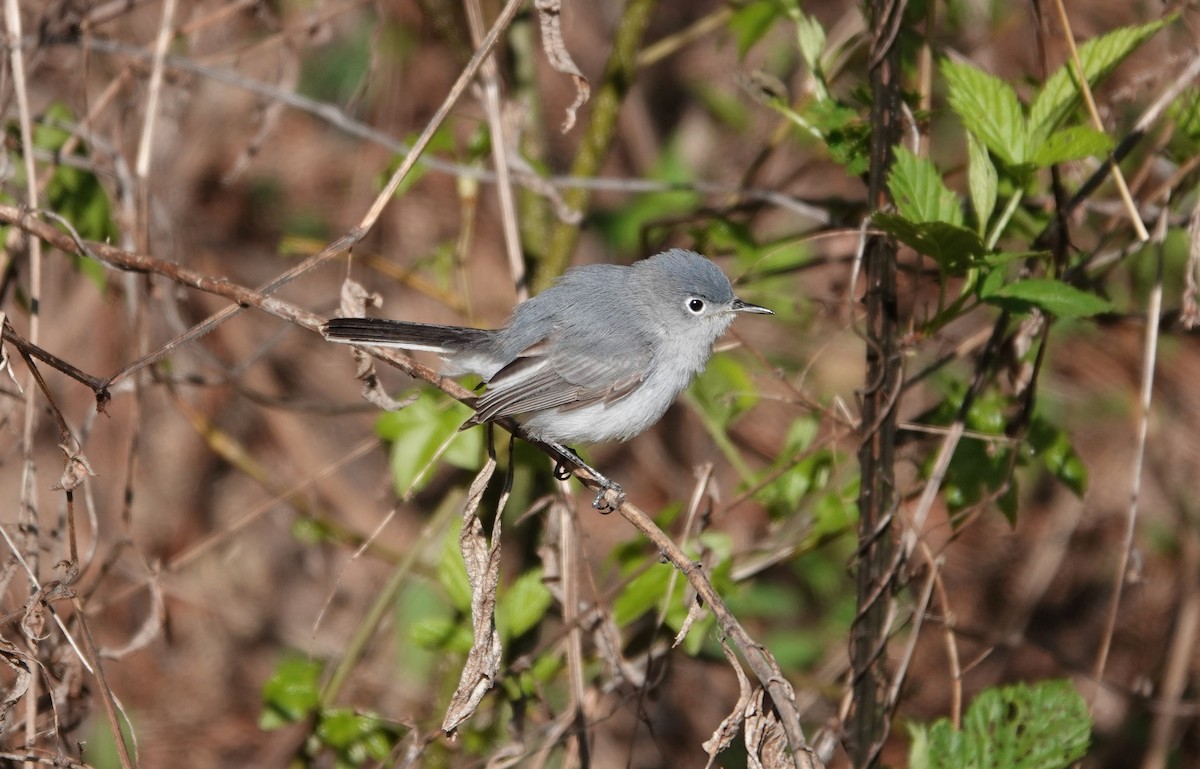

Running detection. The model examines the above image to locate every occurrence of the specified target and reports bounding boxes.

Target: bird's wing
[471,333,651,423]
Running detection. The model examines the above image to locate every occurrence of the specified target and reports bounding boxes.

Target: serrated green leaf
[982,278,1113,319]
[1029,19,1170,139]
[498,568,553,640]
[967,133,998,235]
[1029,125,1114,167]
[943,60,1029,165]
[908,723,931,769]
[913,680,1090,769]
[795,12,825,68]
[873,214,986,272]
[888,146,964,226]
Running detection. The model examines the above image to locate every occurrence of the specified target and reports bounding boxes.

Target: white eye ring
[686,297,705,314]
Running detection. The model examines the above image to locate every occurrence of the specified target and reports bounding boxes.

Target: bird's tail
[322,318,493,354]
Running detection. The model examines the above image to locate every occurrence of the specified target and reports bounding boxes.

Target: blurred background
[1,0,1198,766]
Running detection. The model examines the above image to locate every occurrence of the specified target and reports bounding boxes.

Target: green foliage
[1166,87,1200,159]
[980,277,1113,320]
[1,103,117,289]
[260,656,401,768]
[260,656,323,727]
[908,680,1091,769]
[890,146,965,227]
[966,131,998,234]
[942,61,1031,167]
[926,384,1087,523]
[689,354,760,428]
[754,416,857,544]
[374,394,483,497]
[943,18,1167,172]
[731,3,869,173]
[728,0,781,58]
[496,567,554,641]
[609,525,734,656]
[1027,19,1169,139]
[591,140,699,254]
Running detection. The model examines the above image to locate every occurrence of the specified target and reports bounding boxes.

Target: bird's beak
[731,297,773,315]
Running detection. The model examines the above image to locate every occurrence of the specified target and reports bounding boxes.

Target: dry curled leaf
[703,640,754,766]
[52,442,96,492]
[744,688,791,769]
[336,278,416,411]
[21,581,73,641]
[0,312,22,394]
[442,458,503,735]
[534,0,590,132]
[0,639,32,724]
[100,566,165,659]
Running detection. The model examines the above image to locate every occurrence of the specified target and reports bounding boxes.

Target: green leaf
[1026,419,1088,497]
[807,99,870,174]
[1028,125,1113,167]
[1028,19,1170,139]
[728,0,783,58]
[436,519,473,613]
[260,657,322,728]
[793,11,828,99]
[498,568,553,640]
[942,60,1028,166]
[911,680,1091,769]
[592,140,698,253]
[908,723,931,769]
[409,615,472,652]
[873,214,986,273]
[689,354,759,429]
[888,146,964,226]
[982,278,1113,319]
[966,132,998,234]
[374,396,480,496]
[386,126,457,197]
[613,565,672,626]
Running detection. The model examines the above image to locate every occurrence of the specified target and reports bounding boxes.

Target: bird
[322,249,772,508]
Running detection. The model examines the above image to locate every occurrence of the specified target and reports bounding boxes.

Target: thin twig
[1090,206,1167,707]
[1049,0,1148,242]
[466,0,528,301]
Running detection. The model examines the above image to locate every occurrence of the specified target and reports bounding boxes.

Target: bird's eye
[686,298,705,314]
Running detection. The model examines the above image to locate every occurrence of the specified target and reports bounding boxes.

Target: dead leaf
[337,279,416,411]
[744,688,792,769]
[100,566,165,659]
[703,639,753,765]
[534,0,590,132]
[51,442,96,492]
[441,458,503,735]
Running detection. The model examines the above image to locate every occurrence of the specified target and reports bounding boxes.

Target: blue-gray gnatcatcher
[322,249,772,508]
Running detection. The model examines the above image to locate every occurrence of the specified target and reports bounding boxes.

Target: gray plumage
[322,249,771,445]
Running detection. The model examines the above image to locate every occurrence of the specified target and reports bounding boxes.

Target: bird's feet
[592,480,625,514]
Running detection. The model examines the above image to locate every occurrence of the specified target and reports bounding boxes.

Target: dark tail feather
[322,317,492,353]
